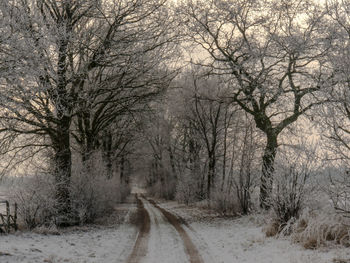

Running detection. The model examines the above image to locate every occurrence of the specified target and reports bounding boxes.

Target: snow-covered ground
[0,201,138,263]
[0,222,137,263]
[160,201,350,263]
[141,198,189,263]
[190,218,350,263]
[0,197,350,263]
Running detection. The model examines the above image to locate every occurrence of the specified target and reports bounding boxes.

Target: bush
[8,152,131,228]
[70,174,130,224]
[10,174,57,229]
[70,154,130,224]
[327,168,350,219]
[175,169,201,205]
[210,187,240,215]
[292,211,350,248]
[148,169,176,200]
[264,218,281,237]
[270,161,311,225]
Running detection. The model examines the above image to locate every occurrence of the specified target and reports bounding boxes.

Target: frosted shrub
[292,211,350,248]
[327,168,350,219]
[175,170,201,204]
[232,167,257,215]
[11,174,57,229]
[70,155,130,224]
[70,173,126,224]
[211,187,239,215]
[269,161,311,227]
[148,169,176,200]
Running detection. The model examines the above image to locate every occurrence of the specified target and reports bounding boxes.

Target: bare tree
[0,0,176,222]
[189,76,227,199]
[232,114,259,214]
[318,0,350,218]
[181,0,332,208]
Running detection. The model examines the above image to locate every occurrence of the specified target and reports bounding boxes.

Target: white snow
[159,201,350,263]
[189,217,350,263]
[141,197,189,263]
[1,198,350,263]
[0,224,137,263]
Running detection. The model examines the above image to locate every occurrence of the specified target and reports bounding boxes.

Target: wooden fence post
[0,200,18,233]
[6,201,9,233]
[14,203,18,231]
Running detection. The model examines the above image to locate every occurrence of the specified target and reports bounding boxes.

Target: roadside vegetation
[0,0,350,252]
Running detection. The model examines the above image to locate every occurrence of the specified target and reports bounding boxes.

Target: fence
[0,201,18,233]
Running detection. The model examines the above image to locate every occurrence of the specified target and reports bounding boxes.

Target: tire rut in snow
[147,198,204,263]
[126,194,150,263]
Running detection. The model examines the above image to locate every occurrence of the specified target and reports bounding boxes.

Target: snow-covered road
[127,196,203,263]
[1,196,350,263]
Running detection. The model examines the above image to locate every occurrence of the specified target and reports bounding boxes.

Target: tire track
[126,194,150,263]
[147,198,204,263]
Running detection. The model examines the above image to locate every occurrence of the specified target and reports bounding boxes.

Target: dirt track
[126,195,151,263]
[127,195,204,263]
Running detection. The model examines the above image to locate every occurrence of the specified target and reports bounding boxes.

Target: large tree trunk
[53,116,72,223]
[53,24,73,224]
[259,133,278,209]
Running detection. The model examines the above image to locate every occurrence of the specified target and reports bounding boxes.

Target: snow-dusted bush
[272,167,307,223]
[5,151,131,228]
[231,165,258,215]
[263,216,281,237]
[326,168,350,219]
[175,169,200,204]
[148,168,176,200]
[292,210,350,249]
[10,174,57,229]
[70,173,129,224]
[269,156,313,226]
[70,153,130,224]
[211,187,239,215]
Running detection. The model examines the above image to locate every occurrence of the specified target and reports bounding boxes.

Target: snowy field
[0,211,138,263]
[188,217,350,263]
[0,224,137,263]
[0,197,349,263]
[158,201,350,263]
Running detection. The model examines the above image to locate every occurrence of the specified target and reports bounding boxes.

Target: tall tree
[317,0,350,217]
[0,0,175,222]
[188,76,226,199]
[181,0,332,208]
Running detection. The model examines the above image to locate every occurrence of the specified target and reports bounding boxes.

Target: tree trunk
[207,154,216,199]
[168,146,177,180]
[82,134,94,164]
[102,131,113,178]
[120,155,125,183]
[259,133,278,209]
[53,24,73,224]
[53,116,72,223]
[221,115,228,191]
